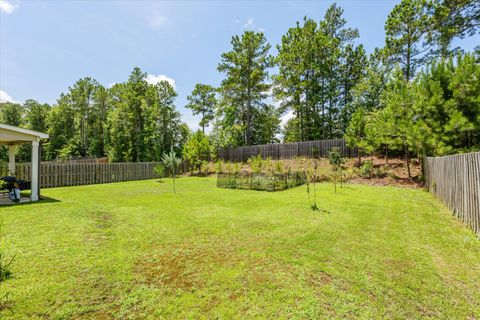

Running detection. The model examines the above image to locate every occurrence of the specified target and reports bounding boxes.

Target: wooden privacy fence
[218,138,357,162]
[425,152,480,237]
[1,161,189,189]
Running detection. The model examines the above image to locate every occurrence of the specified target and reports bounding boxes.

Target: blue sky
[0,0,478,130]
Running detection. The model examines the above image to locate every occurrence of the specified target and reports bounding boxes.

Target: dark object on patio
[0,177,31,191]
[0,177,16,192]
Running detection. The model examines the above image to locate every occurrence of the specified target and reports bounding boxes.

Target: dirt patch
[90,209,114,229]
[308,271,333,287]
[134,239,300,296]
[135,241,238,291]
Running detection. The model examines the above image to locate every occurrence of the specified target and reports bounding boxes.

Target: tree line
[187,0,479,158]
[0,0,478,165]
[0,68,189,162]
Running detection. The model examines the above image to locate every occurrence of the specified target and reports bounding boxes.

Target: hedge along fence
[0,161,190,189]
[425,152,480,237]
[217,171,306,192]
[218,138,357,162]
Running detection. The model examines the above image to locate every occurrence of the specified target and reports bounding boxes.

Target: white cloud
[281,109,295,126]
[243,18,265,32]
[0,0,18,14]
[148,14,168,29]
[146,74,176,89]
[244,18,255,29]
[107,82,117,88]
[0,90,17,103]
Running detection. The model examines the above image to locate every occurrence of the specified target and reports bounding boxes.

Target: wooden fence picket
[218,138,357,162]
[0,161,189,190]
[425,152,480,237]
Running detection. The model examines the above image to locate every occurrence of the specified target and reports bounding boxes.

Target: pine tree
[385,0,433,81]
[185,84,217,133]
[217,31,275,146]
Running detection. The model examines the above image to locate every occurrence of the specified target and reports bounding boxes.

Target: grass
[0,177,479,319]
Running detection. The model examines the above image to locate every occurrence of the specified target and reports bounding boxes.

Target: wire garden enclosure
[217,171,306,192]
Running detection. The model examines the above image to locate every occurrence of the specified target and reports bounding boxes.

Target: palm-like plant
[162,149,182,193]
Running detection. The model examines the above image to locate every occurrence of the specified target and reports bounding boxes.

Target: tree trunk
[405,143,411,178]
[385,144,389,165]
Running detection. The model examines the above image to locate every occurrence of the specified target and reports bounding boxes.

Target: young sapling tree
[162,149,182,193]
[328,147,345,193]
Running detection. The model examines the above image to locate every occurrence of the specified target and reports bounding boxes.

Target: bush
[182,131,211,174]
[216,160,223,173]
[153,164,165,181]
[360,160,373,178]
[248,155,264,174]
[328,148,345,192]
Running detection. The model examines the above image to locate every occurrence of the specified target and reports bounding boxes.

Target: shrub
[182,131,211,174]
[216,160,223,173]
[275,161,284,173]
[248,155,264,174]
[233,163,240,174]
[328,147,345,192]
[360,159,373,178]
[153,164,165,182]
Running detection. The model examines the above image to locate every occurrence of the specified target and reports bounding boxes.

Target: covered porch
[0,123,49,203]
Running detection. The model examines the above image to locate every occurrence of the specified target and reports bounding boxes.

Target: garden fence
[218,138,357,162]
[425,152,480,237]
[217,171,306,192]
[0,161,189,189]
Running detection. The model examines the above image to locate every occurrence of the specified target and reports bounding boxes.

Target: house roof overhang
[0,123,49,146]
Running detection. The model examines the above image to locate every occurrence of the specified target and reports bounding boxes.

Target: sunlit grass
[0,177,479,319]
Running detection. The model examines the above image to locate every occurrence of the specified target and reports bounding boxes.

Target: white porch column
[31,141,40,201]
[8,145,16,175]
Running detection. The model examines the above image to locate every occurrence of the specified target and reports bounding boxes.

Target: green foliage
[233,163,240,174]
[0,67,188,163]
[384,0,432,81]
[185,84,217,133]
[248,155,264,174]
[161,149,182,193]
[275,161,284,174]
[0,102,23,127]
[274,5,366,141]
[154,164,165,182]
[429,0,480,56]
[182,131,211,175]
[216,160,223,173]
[304,161,319,211]
[1,179,480,318]
[328,147,345,192]
[360,159,373,178]
[328,147,345,168]
[216,31,277,146]
[347,51,480,178]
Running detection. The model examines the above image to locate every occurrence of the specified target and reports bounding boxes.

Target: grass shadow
[0,195,61,207]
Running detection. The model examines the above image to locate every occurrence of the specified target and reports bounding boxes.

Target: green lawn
[0,177,479,319]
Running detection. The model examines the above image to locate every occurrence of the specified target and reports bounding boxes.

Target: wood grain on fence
[1,161,189,189]
[425,152,480,237]
[218,138,357,162]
